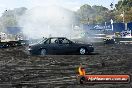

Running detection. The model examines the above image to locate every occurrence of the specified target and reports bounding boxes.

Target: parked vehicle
[0,32,28,48]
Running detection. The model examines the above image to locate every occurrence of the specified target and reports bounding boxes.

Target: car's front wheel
[79,47,87,55]
[40,49,47,56]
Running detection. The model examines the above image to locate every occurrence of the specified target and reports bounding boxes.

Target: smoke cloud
[19,5,82,39]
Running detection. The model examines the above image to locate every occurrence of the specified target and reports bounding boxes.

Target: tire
[79,47,87,55]
[40,49,47,56]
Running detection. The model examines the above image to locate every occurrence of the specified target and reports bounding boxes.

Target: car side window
[50,38,58,44]
[62,39,70,44]
[58,39,63,44]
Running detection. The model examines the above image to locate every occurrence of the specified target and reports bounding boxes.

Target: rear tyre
[40,49,47,56]
[79,47,87,55]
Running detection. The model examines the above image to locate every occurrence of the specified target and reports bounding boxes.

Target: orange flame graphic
[78,65,86,76]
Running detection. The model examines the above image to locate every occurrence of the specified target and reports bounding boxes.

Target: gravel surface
[0,44,132,88]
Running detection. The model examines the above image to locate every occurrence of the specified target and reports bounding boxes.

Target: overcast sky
[0,0,119,15]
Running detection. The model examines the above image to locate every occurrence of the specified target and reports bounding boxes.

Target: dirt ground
[0,44,132,88]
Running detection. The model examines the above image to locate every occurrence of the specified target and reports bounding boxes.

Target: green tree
[115,0,132,22]
[115,0,132,11]
[77,4,109,24]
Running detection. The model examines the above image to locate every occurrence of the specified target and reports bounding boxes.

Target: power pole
[110,1,114,31]
[123,10,125,23]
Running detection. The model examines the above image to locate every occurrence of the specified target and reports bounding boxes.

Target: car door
[48,38,60,53]
[58,38,76,54]
[64,39,78,53]
[42,38,59,54]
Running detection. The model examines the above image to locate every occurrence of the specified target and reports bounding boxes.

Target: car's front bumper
[28,48,40,55]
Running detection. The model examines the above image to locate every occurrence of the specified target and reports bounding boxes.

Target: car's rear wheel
[40,49,47,56]
[79,47,87,55]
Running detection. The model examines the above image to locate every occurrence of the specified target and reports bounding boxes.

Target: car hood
[29,43,37,46]
[29,43,41,47]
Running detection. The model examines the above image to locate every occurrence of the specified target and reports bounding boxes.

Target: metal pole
[105,22,106,29]
[111,19,113,31]
[123,10,125,23]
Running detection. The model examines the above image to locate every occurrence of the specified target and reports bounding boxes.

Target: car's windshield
[38,38,47,44]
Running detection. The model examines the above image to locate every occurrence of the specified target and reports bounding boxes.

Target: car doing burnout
[28,37,94,55]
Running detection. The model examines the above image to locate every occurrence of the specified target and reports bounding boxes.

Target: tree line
[77,0,132,24]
